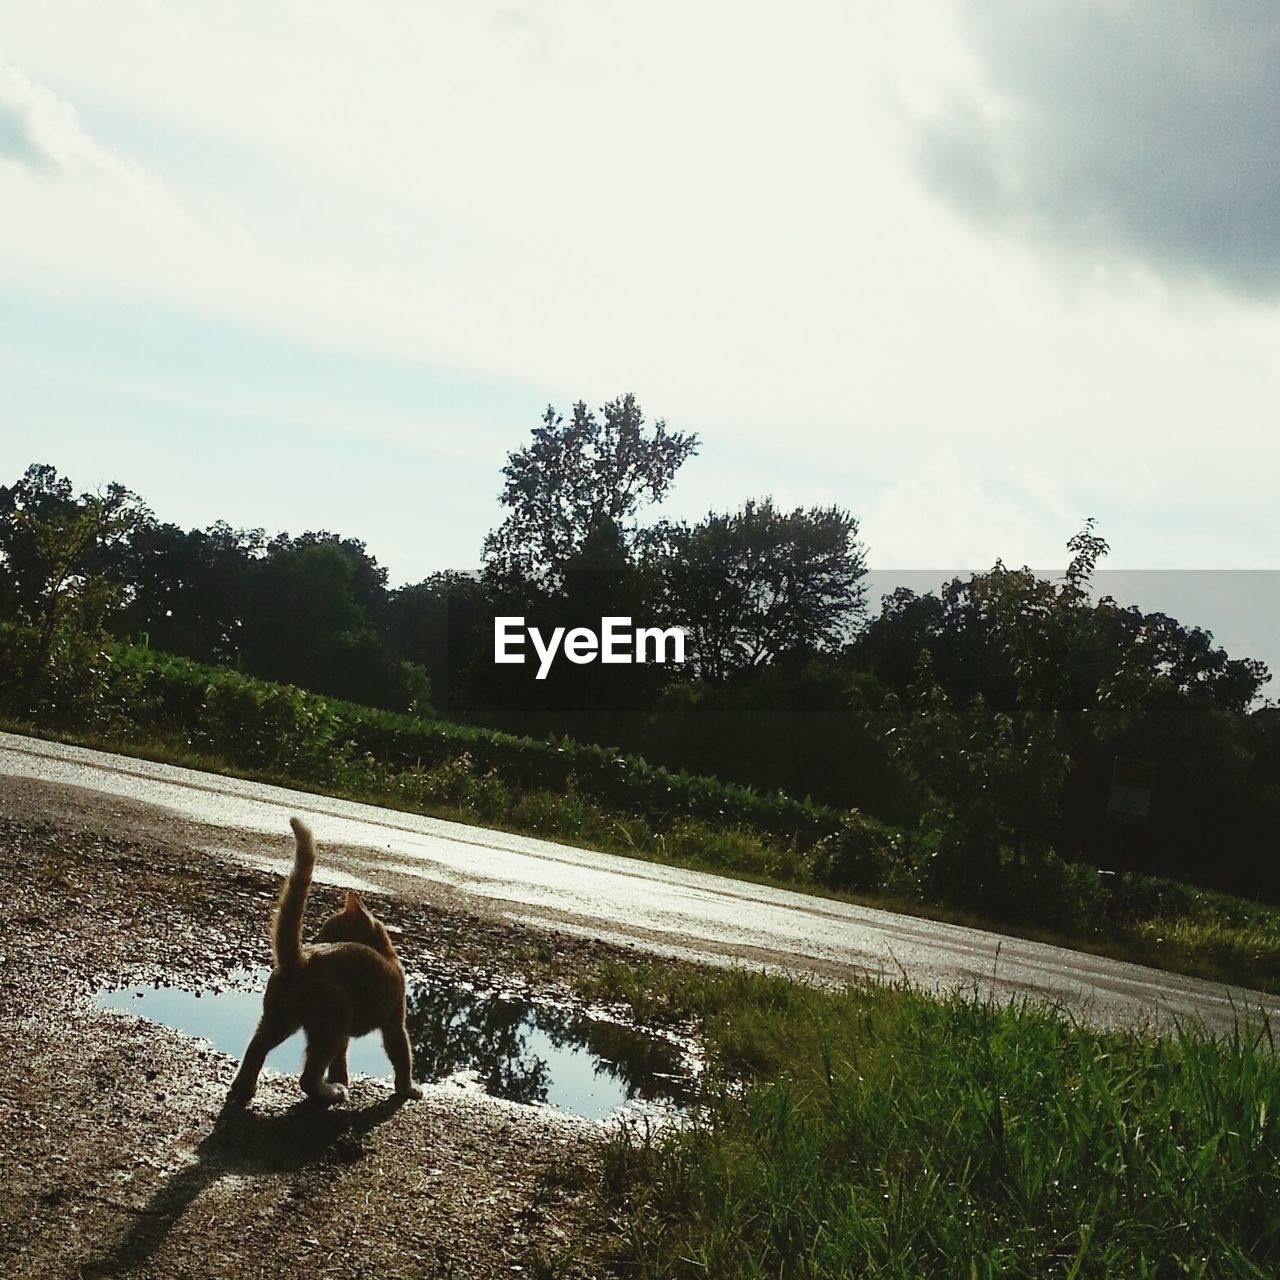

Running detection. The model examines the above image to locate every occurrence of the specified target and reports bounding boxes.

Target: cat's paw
[225,1079,254,1107]
[309,1080,349,1105]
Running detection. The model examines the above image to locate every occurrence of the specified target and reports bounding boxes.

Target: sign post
[1107,756,1156,824]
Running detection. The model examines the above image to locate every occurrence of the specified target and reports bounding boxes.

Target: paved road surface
[2,730,1275,1034]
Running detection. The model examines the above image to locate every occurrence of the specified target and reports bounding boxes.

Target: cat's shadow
[82,1091,410,1277]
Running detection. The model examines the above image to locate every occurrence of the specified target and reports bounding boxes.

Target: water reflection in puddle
[96,970,693,1121]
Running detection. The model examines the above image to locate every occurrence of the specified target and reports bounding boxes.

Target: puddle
[96,969,693,1121]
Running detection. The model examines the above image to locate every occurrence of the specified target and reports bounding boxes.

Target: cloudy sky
[2,1,1277,635]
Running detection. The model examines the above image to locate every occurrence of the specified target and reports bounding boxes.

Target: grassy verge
[571,962,1280,1279]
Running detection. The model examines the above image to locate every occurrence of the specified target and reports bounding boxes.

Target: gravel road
[0,773,652,1279]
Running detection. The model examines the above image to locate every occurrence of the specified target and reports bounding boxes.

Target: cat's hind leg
[300,1026,349,1104]
[326,1039,350,1088]
[227,1009,299,1106]
[382,1022,423,1100]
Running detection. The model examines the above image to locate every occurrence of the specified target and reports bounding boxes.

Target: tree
[387,571,489,716]
[876,532,1107,912]
[860,522,1279,899]
[0,463,149,666]
[482,394,698,592]
[658,499,867,681]
[238,534,427,711]
[116,520,264,661]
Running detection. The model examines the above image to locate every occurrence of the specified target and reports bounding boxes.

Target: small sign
[1108,756,1155,823]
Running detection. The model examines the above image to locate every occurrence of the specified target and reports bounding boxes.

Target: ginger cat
[226,817,423,1106]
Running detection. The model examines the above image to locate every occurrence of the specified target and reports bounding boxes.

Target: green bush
[811,813,904,892]
[0,623,118,730]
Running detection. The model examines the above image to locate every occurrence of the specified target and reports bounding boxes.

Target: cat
[226,817,423,1107]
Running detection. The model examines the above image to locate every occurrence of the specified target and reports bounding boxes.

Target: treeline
[1,393,1277,905]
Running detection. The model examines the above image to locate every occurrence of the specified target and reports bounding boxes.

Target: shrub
[811,813,902,892]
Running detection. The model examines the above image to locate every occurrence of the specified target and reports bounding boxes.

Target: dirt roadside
[0,776,681,1280]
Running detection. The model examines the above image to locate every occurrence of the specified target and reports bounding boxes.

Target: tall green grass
[593,967,1280,1278]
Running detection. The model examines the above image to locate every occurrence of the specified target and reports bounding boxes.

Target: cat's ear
[344,891,364,915]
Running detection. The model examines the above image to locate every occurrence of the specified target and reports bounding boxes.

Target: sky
[1,2,1276,675]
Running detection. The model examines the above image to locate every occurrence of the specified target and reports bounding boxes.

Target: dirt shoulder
[0,777,676,1280]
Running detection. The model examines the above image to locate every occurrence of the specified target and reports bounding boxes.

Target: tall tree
[658,499,867,681]
[860,524,1277,897]
[117,520,264,661]
[482,394,698,592]
[387,571,489,716]
[0,463,149,665]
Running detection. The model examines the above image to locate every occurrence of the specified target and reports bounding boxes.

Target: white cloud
[863,461,1072,571]
[0,2,1278,570]
[0,61,130,177]
[0,6,921,411]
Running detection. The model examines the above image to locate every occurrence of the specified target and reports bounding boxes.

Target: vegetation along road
[4,729,1275,1036]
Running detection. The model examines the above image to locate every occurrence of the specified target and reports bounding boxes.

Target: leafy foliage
[2,454,1277,914]
[0,463,149,668]
[482,394,699,591]
[653,499,867,680]
[856,528,1276,899]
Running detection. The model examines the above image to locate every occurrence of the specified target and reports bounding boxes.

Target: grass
[0,712,807,879]
[581,963,1280,1279]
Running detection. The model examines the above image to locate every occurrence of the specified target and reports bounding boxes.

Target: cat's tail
[271,817,315,971]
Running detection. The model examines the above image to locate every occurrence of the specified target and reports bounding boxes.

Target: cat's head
[315,890,397,958]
